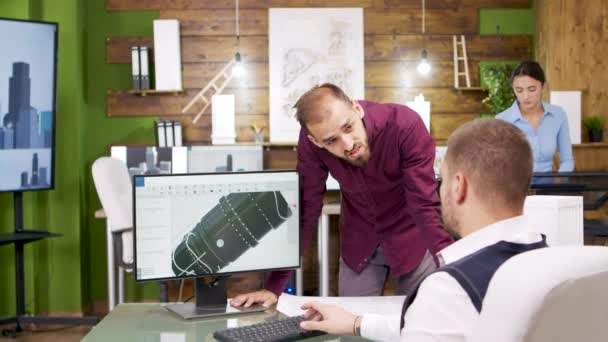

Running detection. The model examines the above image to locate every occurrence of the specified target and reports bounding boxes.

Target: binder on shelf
[174,121,183,146]
[140,46,150,90]
[155,120,167,147]
[131,46,141,90]
[165,120,175,147]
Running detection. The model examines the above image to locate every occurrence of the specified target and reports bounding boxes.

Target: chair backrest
[92,157,133,232]
[523,195,584,246]
[467,246,608,342]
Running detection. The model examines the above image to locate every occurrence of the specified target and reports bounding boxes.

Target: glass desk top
[82,303,371,342]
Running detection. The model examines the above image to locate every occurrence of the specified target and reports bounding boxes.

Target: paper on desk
[277,293,406,317]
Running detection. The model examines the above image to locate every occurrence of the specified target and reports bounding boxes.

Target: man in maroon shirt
[232,83,453,308]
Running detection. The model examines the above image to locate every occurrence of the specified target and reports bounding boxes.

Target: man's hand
[300,301,358,335]
[230,289,278,308]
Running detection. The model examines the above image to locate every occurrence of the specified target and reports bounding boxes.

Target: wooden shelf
[574,142,608,148]
[454,86,487,91]
[127,89,184,96]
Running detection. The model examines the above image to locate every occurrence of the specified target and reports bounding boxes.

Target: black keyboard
[213,315,326,342]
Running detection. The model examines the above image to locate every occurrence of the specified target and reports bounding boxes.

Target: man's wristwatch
[353,315,362,336]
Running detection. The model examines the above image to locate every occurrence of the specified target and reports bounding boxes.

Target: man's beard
[344,142,370,167]
[441,202,461,239]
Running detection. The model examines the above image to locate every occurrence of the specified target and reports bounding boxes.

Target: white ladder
[181,58,236,124]
[452,35,472,89]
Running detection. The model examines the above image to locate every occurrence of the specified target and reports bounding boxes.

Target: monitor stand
[166,276,267,319]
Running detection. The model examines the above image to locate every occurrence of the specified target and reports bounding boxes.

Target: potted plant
[583,116,605,142]
[479,62,518,116]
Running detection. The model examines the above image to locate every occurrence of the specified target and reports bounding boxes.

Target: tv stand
[166,276,267,319]
[0,192,98,337]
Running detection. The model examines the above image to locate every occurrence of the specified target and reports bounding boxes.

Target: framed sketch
[268,8,365,143]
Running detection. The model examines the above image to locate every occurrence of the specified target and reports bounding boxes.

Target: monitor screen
[110,146,188,179]
[133,170,300,282]
[187,145,263,173]
[0,18,57,192]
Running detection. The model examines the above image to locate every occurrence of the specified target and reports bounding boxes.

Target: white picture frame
[268,8,365,143]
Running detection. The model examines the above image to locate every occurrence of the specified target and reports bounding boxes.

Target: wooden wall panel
[365,88,487,114]
[372,0,532,8]
[182,62,269,89]
[536,0,608,142]
[160,7,479,36]
[365,61,479,88]
[365,35,531,61]
[159,10,268,36]
[107,34,530,64]
[106,36,269,64]
[431,113,480,145]
[105,0,532,145]
[107,0,530,11]
[264,147,298,169]
[572,144,608,172]
[108,89,269,116]
[364,7,477,35]
[106,37,153,64]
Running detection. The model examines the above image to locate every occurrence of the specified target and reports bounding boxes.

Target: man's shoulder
[543,103,568,120]
[362,100,424,131]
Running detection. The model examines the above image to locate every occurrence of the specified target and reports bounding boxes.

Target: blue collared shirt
[496,101,574,172]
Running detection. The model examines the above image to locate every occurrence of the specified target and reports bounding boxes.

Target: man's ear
[307,134,324,149]
[352,100,364,119]
[452,172,468,204]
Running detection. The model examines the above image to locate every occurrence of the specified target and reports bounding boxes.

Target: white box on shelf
[153,19,182,91]
[523,195,583,246]
[550,91,581,144]
[211,94,236,145]
[406,94,431,133]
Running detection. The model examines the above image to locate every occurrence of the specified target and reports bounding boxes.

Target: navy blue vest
[400,236,548,329]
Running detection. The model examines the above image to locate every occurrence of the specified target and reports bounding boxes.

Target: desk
[82,303,368,341]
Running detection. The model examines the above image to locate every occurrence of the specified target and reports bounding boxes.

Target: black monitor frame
[132,170,301,318]
[0,17,58,193]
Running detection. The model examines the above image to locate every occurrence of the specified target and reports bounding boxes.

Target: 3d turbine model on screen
[171,191,292,276]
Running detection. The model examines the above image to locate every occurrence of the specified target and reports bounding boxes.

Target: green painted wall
[82,0,160,304]
[479,8,535,36]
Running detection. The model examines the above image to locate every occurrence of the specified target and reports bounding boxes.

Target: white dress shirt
[360,215,544,342]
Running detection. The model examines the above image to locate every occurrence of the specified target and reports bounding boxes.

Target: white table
[318,202,340,297]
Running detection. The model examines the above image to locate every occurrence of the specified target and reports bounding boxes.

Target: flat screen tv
[0,18,57,193]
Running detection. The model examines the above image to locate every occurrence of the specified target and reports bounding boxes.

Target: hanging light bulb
[231,0,245,78]
[417,49,431,75]
[232,52,245,77]
[416,0,431,75]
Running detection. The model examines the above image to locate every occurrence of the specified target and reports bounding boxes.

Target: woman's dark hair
[511,61,546,85]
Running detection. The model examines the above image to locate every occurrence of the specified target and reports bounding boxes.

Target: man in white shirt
[299,118,546,341]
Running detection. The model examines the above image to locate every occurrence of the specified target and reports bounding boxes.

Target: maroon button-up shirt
[265,101,453,295]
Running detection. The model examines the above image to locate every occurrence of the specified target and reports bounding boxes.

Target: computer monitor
[187,145,263,173]
[0,18,58,193]
[133,170,300,319]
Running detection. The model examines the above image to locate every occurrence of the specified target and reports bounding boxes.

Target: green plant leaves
[479,62,518,115]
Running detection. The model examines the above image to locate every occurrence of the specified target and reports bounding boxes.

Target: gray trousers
[339,248,436,296]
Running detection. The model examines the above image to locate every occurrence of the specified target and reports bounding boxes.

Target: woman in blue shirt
[496,61,574,172]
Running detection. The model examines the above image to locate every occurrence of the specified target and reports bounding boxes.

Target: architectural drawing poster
[269,8,365,143]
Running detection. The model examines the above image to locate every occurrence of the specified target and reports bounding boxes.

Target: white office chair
[467,246,608,342]
[92,157,134,308]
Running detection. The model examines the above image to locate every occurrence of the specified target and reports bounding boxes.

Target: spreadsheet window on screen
[133,171,300,282]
